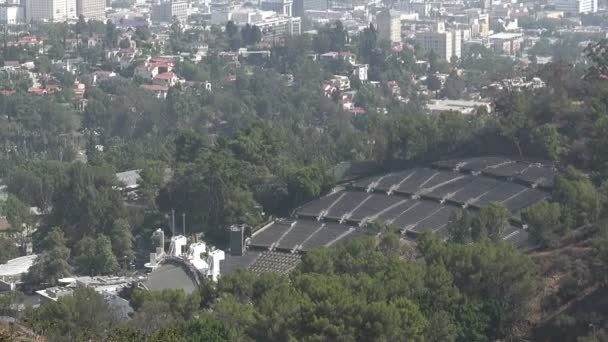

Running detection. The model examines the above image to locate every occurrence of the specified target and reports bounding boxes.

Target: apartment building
[151,0,188,23]
[26,0,77,21]
[376,9,401,44]
[416,22,462,62]
[0,5,24,24]
[550,0,597,13]
[261,0,292,16]
[76,0,104,20]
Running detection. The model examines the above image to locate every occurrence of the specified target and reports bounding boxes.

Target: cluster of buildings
[0,0,106,23]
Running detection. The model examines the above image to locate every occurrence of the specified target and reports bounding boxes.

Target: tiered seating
[247,251,302,274]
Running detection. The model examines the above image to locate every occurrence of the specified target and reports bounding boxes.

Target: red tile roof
[141,84,169,92]
[154,72,176,80]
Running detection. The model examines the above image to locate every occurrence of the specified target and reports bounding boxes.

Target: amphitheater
[220,156,557,274]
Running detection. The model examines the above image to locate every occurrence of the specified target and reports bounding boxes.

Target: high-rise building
[0,5,25,24]
[151,0,188,23]
[260,0,292,16]
[26,0,77,21]
[376,9,401,44]
[76,0,104,20]
[550,0,597,13]
[416,22,462,62]
[293,0,329,16]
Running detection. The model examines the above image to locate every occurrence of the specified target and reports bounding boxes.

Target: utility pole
[171,209,175,236]
[182,213,186,236]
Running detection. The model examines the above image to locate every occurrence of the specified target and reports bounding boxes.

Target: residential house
[134,57,174,81]
[153,72,178,87]
[141,84,169,99]
[92,70,117,85]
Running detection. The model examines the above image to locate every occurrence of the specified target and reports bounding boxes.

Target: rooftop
[0,255,37,277]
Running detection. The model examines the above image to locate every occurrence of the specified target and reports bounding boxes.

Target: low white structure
[115,169,141,190]
[0,255,37,289]
[426,99,492,115]
[146,231,225,281]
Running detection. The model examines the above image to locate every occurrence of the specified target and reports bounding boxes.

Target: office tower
[550,0,597,13]
[76,0,104,20]
[26,0,77,21]
[261,0,293,16]
[416,22,462,61]
[151,0,188,23]
[376,9,401,44]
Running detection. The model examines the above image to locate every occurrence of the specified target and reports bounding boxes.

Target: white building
[76,0,105,20]
[261,0,292,16]
[151,0,188,23]
[550,0,597,13]
[293,0,328,16]
[26,0,77,21]
[376,9,401,44]
[0,5,24,24]
[216,8,301,38]
[416,22,462,62]
[146,233,225,282]
[488,32,523,55]
[426,99,492,115]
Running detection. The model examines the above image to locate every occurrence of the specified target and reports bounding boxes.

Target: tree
[0,291,24,316]
[25,227,71,286]
[105,20,118,48]
[531,124,563,161]
[158,150,262,243]
[0,237,18,264]
[584,38,608,79]
[471,202,510,242]
[75,234,119,276]
[139,161,167,208]
[419,236,539,339]
[286,165,329,208]
[174,131,208,163]
[110,218,134,266]
[1,195,32,231]
[358,24,377,63]
[225,21,238,38]
[251,25,262,45]
[494,92,533,157]
[1,195,33,249]
[30,287,117,341]
[589,115,608,174]
[425,74,442,96]
[130,289,201,333]
[521,200,563,247]
[442,72,465,99]
[553,167,602,227]
[447,209,473,243]
[50,163,127,243]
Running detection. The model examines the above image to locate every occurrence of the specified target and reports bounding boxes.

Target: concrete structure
[376,9,401,44]
[146,232,226,282]
[550,0,597,13]
[352,63,368,81]
[261,0,292,16]
[76,0,104,20]
[293,0,329,16]
[488,32,523,55]
[416,22,461,62]
[0,5,24,24]
[151,0,188,23]
[426,99,492,115]
[212,8,300,38]
[26,0,77,21]
[395,1,430,17]
[255,15,301,39]
[0,255,37,290]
